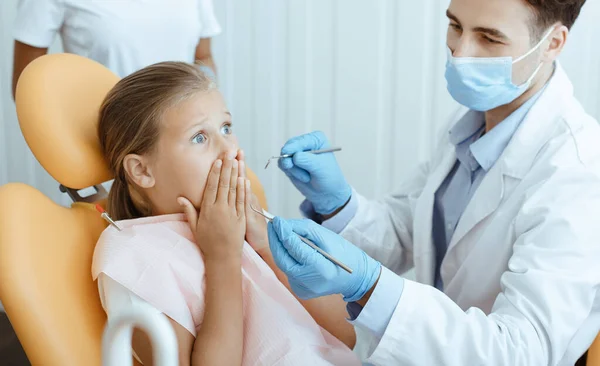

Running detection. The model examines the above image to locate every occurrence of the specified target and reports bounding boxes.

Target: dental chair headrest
[15,54,119,189]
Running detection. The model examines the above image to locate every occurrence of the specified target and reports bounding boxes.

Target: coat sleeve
[364,168,600,366]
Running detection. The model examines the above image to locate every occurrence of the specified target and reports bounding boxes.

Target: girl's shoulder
[92,213,200,280]
[97,213,193,247]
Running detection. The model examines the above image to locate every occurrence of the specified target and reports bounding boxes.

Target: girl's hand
[245,189,269,253]
[179,158,247,263]
[235,149,269,253]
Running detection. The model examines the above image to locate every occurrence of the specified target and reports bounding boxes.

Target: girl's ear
[123,154,156,188]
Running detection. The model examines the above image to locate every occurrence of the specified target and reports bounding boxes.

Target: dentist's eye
[221,123,233,135]
[191,132,207,144]
[449,23,462,32]
[483,35,502,44]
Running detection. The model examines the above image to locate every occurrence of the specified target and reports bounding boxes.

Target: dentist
[267,0,600,365]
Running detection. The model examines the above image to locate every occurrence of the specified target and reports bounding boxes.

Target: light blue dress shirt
[433,89,544,290]
[301,88,545,340]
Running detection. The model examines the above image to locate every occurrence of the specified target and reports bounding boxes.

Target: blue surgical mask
[445,28,553,111]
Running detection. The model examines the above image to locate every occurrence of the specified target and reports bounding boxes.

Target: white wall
[1,0,600,218]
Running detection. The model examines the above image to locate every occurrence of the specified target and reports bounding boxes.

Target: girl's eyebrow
[185,117,209,133]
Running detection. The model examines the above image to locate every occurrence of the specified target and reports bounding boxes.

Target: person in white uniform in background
[267,0,600,365]
[12,0,221,97]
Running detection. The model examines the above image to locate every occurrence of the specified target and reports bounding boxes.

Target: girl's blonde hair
[98,62,215,221]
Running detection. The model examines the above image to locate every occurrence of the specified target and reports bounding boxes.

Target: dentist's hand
[267,217,381,302]
[278,131,351,215]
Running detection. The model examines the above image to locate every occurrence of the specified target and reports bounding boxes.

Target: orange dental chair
[0,53,267,366]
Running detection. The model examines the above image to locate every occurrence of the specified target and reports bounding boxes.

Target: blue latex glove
[278,131,351,215]
[267,217,381,302]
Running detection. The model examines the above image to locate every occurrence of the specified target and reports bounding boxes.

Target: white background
[1,0,600,217]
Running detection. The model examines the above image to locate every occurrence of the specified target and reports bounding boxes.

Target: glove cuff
[342,257,382,303]
[313,185,352,216]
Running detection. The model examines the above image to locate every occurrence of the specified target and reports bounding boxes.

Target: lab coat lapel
[413,150,457,285]
[500,62,573,179]
[447,164,505,253]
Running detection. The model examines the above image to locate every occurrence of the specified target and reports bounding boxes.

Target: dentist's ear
[543,25,568,63]
[123,154,156,188]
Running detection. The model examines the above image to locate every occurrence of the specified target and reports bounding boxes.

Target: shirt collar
[449,87,546,172]
[449,111,485,172]
[470,89,544,171]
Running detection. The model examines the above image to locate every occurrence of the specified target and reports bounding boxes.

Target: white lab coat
[343,63,600,366]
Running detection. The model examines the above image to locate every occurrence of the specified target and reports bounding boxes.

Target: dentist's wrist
[356,266,382,307]
[343,261,382,303]
[314,184,352,216]
[320,195,352,221]
[356,280,378,308]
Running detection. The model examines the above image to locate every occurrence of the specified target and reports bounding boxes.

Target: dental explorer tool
[95,204,122,231]
[249,203,353,274]
[264,147,342,169]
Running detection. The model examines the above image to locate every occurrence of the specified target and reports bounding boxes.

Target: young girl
[91,62,359,366]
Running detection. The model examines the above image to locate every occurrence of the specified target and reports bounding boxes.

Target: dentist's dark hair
[98,61,215,221]
[524,0,587,38]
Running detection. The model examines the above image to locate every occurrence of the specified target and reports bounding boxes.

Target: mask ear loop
[513,27,555,64]
[512,27,555,87]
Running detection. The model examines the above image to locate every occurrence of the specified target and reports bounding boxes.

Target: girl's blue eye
[192,133,207,144]
[221,124,233,135]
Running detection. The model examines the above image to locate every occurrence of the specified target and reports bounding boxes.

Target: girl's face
[125,90,240,215]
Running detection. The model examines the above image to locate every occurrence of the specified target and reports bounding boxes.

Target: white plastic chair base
[102,309,178,366]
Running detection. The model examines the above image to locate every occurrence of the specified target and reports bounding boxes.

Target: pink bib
[92,214,359,365]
